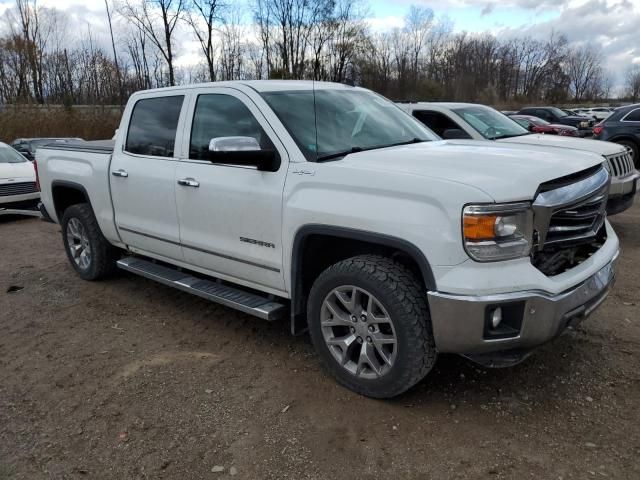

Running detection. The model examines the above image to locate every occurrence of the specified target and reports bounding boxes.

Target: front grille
[532,166,609,276]
[0,181,37,197]
[605,151,634,178]
[545,191,606,246]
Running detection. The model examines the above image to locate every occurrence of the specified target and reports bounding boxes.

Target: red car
[509,115,579,137]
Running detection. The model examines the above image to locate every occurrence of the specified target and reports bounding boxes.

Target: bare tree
[566,45,602,101]
[219,8,245,80]
[253,0,334,79]
[184,0,222,81]
[119,0,185,86]
[626,65,640,102]
[404,5,433,87]
[104,0,124,101]
[14,0,50,102]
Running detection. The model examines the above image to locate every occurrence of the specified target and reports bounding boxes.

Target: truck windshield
[452,106,530,140]
[261,89,438,162]
[0,146,27,163]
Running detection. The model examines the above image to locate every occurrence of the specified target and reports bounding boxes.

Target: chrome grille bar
[605,151,634,179]
[532,166,609,249]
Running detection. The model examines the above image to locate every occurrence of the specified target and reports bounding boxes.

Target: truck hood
[339,140,604,202]
[497,134,624,156]
[0,161,35,181]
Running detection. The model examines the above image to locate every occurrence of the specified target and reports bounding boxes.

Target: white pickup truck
[37,81,619,398]
[398,102,638,215]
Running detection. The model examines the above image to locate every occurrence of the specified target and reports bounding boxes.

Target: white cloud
[366,15,405,31]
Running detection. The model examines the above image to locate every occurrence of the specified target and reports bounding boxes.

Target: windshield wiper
[316,146,363,162]
[315,138,427,162]
[377,137,426,148]
[492,133,530,140]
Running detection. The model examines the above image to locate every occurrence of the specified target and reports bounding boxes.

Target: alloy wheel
[66,218,92,270]
[320,285,398,379]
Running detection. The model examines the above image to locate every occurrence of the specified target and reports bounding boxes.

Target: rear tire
[616,139,639,168]
[61,203,119,280]
[307,254,437,398]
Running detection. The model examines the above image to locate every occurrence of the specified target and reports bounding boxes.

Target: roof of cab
[131,80,358,96]
[404,102,488,110]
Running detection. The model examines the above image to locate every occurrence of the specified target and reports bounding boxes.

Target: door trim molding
[118,226,281,273]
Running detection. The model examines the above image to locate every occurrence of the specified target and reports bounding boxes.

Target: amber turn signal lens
[463,214,497,240]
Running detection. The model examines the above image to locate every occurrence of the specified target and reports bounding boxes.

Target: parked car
[593,103,640,167]
[0,142,40,210]
[516,107,595,136]
[510,114,579,136]
[10,137,84,161]
[37,81,619,398]
[581,107,613,121]
[398,102,637,215]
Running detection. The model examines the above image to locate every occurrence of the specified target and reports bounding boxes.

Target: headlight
[462,202,533,262]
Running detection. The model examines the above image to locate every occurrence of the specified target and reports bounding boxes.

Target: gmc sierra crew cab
[37,81,619,398]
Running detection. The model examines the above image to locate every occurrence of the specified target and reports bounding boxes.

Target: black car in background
[10,138,84,161]
[593,104,640,167]
[516,107,595,137]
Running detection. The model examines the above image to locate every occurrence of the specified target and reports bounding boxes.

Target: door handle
[111,169,128,178]
[177,178,200,188]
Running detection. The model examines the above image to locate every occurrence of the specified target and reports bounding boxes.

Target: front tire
[307,255,437,398]
[61,203,119,280]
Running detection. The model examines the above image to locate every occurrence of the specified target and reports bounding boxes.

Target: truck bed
[39,139,115,154]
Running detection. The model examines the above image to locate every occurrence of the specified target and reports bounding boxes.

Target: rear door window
[125,96,184,157]
[535,109,552,121]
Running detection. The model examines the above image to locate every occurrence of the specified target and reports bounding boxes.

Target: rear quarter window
[622,109,640,122]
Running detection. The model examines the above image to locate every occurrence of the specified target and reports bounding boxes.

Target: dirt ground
[1,205,639,480]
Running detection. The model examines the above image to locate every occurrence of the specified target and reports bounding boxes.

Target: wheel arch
[51,180,92,221]
[608,135,640,147]
[290,225,436,335]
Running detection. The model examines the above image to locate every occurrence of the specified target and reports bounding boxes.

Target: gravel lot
[1,205,639,479]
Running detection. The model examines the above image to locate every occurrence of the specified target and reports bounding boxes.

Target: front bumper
[607,172,638,215]
[0,192,40,210]
[427,250,618,356]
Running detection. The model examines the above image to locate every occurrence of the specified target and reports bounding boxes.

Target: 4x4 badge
[291,169,315,176]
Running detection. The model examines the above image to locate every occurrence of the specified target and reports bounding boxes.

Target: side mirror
[207,136,280,172]
[528,124,535,132]
[442,128,471,140]
[209,136,261,152]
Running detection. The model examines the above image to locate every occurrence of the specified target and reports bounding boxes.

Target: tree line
[0,0,638,107]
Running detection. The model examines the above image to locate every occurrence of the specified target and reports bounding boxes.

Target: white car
[37,81,619,398]
[581,108,613,121]
[0,142,40,211]
[398,102,638,215]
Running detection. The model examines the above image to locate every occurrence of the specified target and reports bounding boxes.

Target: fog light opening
[483,302,524,340]
[490,307,503,328]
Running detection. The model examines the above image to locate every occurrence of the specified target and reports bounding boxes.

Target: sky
[1,0,639,90]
